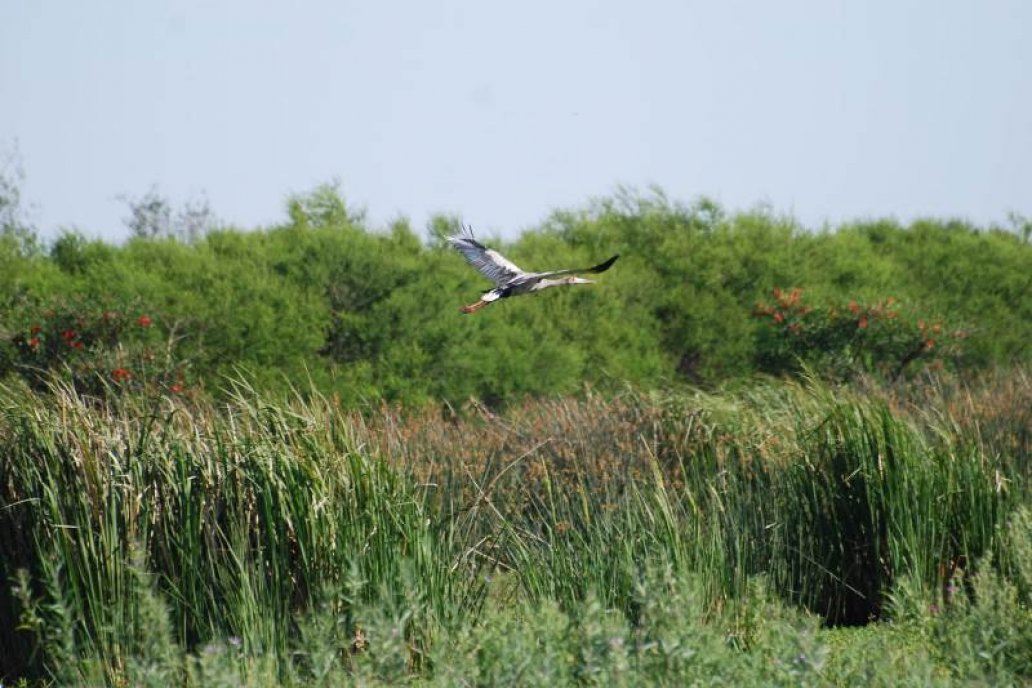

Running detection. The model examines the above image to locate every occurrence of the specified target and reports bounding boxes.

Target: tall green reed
[0,369,1025,681]
[0,379,484,682]
[365,377,1018,626]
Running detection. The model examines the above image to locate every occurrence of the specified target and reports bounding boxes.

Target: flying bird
[447,227,619,314]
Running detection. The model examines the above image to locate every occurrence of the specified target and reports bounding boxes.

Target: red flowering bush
[753,287,966,381]
[5,301,190,397]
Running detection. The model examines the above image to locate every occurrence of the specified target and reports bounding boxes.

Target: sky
[2,0,1030,242]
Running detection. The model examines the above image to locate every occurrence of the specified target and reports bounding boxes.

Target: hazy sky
[2,0,1030,241]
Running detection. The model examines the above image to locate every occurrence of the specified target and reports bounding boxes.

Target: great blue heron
[447,227,619,314]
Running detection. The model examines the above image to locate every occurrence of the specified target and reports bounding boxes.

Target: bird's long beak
[569,277,595,285]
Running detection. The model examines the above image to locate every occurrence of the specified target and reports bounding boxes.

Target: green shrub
[4,299,187,396]
[752,287,966,381]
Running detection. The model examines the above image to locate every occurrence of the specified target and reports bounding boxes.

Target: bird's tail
[461,300,490,314]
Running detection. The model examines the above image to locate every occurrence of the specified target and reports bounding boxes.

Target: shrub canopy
[2,189,1029,404]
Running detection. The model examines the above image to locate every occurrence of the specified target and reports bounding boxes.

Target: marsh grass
[0,379,487,683]
[0,370,1028,684]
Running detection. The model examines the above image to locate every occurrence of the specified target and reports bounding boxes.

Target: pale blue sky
[2,0,1030,241]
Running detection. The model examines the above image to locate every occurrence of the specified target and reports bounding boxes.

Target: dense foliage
[2,188,1029,405]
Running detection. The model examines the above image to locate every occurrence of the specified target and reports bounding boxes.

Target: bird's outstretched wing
[535,254,620,279]
[447,228,526,285]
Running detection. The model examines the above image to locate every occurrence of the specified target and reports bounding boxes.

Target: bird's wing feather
[534,254,620,279]
[447,233,526,285]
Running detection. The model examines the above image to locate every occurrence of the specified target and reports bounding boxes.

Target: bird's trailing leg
[460,300,490,314]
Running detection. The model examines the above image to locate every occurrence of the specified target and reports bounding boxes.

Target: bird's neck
[529,278,567,291]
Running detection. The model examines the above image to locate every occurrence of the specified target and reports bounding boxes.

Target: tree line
[1,185,1030,406]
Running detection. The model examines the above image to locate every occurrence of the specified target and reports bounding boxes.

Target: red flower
[924,338,935,351]
[848,300,861,315]
[28,337,40,349]
[170,382,184,394]
[112,367,133,382]
[61,329,77,341]
[137,314,153,328]
[857,316,869,330]
[772,312,785,323]
[30,324,41,335]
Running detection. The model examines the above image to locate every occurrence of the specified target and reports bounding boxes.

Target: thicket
[2,188,1029,405]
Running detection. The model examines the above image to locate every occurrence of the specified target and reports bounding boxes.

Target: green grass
[0,371,1029,685]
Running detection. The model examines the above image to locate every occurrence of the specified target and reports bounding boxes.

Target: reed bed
[0,371,1028,684]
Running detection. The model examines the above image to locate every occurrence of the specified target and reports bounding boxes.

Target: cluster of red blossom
[917,320,947,352]
[26,312,152,350]
[20,311,184,392]
[27,323,42,349]
[752,287,812,334]
[751,286,965,381]
[106,315,161,384]
[754,288,910,337]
